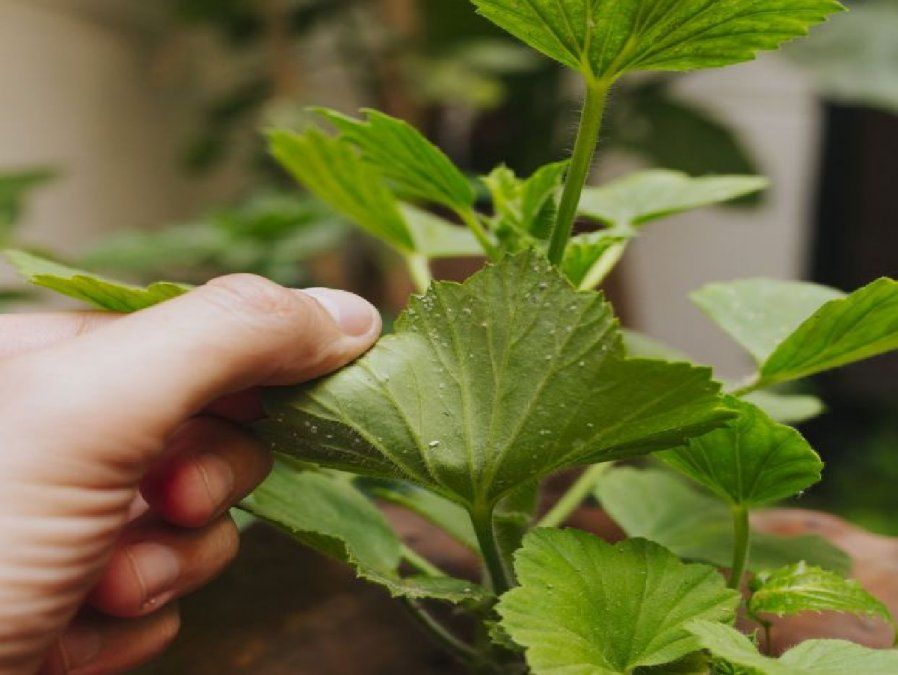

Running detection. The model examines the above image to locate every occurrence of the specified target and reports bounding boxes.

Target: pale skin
[0,274,382,674]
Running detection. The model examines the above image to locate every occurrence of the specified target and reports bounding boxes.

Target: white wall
[620,57,824,379]
[0,0,191,256]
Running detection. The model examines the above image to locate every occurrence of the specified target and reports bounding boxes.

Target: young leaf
[257,252,732,511]
[761,278,898,388]
[693,278,898,389]
[402,205,482,259]
[692,279,845,364]
[561,230,629,289]
[578,170,769,228]
[748,562,892,625]
[269,128,415,252]
[659,398,823,508]
[595,467,850,575]
[497,530,740,674]
[316,108,475,213]
[688,619,898,675]
[469,0,844,82]
[5,249,190,312]
[484,161,568,249]
[241,460,489,604]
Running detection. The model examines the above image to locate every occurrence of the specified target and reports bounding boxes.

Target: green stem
[728,505,751,589]
[471,505,514,595]
[401,544,445,578]
[538,463,611,528]
[400,599,481,667]
[578,242,628,291]
[406,253,433,294]
[548,80,612,266]
[459,208,498,261]
[728,378,762,397]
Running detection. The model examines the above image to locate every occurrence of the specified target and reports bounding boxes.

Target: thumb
[2,274,380,468]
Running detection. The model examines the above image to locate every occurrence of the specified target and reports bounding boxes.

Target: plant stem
[548,80,612,266]
[406,253,433,293]
[578,242,628,291]
[459,208,498,261]
[401,544,445,577]
[728,505,751,589]
[727,378,762,397]
[471,505,514,595]
[538,463,611,528]
[400,599,481,667]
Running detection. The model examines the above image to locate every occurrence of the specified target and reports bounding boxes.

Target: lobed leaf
[242,460,489,604]
[578,170,768,228]
[469,0,844,81]
[688,619,898,675]
[4,249,190,312]
[595,467,850,575]
[748,562,892,625]
[316,108,476,213]
[269,128,415,252]
[497,530,740,674]
[659,398,822,508]
[257,252,732,510]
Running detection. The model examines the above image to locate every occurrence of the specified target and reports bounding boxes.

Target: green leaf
[742,390,825,426]
[748,562,892,625]
[498,530,740,674]
[595,467,850,575]
[401,205,482,259]
[4,249,190,312]
[484,161,568,250]
[692,279,845,364]
[357,477,479,551]
[688,619,898,675]
[579,170,769,228]
[242,460,489,604]
[257,252,732,511]
[760,278,898,388]
[269,128,415,252]
[561,231,629,289]
[660,398,822,508]
[316,108,475,213]
[469,0,844,81]
[694,278,898,389]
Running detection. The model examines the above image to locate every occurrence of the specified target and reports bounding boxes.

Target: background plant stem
[728,505,751,589]
[548,80,612,266]
[538,463,611,528]
[471,506,514,595]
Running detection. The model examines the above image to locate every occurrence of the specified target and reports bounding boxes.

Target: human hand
[0,275,381,674]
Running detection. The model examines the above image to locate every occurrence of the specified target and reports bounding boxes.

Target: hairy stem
[459,208,498,261]
[548,80,612,266]
[728,505,751,589]
[538,463,611,528]
[401,599,480,666]
[471,505,514,595]
[406,254,433,293]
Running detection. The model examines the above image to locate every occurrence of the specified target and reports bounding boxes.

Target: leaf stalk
[471,505,515,596]
[728,504,751,589]
[406,253,433,293]
[538,463,611,528]
[548,79,612,266]
[400,599,481,667]
[460,208,499,261]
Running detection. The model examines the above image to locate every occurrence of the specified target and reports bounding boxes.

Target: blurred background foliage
[3,0,897,531]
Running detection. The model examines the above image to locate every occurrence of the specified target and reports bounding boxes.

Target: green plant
[8,1,898,673]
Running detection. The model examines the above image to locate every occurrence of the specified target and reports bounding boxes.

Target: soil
[138,505,898,674]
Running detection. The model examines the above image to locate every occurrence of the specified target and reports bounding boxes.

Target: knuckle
[201,274,308,326]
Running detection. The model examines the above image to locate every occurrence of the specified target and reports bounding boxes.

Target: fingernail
[128,543,181,605]
[302,288,379,337]
[196,452,236,515]
[60,625,103,669]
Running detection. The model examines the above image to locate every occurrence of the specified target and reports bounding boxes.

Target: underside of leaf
[257,252,732,510]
